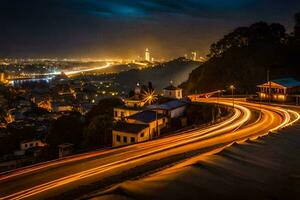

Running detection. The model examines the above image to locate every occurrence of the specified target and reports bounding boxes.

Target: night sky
[0,0,300,59]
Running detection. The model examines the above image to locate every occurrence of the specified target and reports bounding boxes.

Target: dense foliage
[45,97,123,156]
[181,13,300,94]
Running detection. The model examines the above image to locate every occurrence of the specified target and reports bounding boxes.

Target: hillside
[181,19,300,94]
[115,58,201,92]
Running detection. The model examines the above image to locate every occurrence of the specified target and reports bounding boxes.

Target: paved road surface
[0,98,298,200]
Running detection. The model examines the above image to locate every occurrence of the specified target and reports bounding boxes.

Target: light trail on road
[0,103,245,182]
[0,99,299,200]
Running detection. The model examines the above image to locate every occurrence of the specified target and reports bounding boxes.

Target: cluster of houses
[1,75,300,172]
[112,83,188,147]
[112,77,300,147]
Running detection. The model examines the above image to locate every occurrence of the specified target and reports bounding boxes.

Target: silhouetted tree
[182,17,300,94]
[148,81,153,90]
[83,115,113,149]
[208,22,286,58]
[128,90,135,97]
[47,112,84,150]
[85,97,123,124]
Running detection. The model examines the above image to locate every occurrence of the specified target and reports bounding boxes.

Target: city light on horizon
[1,1,300,200]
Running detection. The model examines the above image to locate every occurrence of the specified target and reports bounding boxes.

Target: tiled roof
[114,123,148,134]
[272,78,300,88]
[127,110,164,123]
[147,99,187,111]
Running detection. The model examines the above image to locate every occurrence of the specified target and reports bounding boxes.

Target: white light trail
[30,63,111,76]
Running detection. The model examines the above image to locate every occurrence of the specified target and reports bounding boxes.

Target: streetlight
[230,85,235,109]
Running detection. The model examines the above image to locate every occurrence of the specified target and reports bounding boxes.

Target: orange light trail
[0,98,299,200]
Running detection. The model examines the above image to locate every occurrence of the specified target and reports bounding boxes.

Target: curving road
[0,98,299,200]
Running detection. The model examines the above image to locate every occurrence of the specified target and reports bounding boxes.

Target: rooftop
[272,78,300,88]
[146,99,187,111]
[127,110,164,123]
[114,122,148,134]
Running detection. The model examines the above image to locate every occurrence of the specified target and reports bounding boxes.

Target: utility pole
[217,90,220,116]
[267,69,271,104]
[259,92,262,117]
[155,110,158,138]
[230,85,235,109]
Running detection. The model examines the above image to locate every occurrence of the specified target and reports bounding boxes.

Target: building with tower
[163,83,183,99]
[145,48,150,61]
[191,52,197,61]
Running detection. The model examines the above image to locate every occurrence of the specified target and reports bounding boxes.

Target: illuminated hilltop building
[191,52,197,61]
[0,73,5,82]
[163,82,183,99]
[145,48,150,61]
[0,72,8,84]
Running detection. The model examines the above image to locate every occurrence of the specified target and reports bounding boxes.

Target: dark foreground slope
[91,113,300,200]
[181,21,300,94]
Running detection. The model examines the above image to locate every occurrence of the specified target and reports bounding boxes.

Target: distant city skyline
[1,0,300,59]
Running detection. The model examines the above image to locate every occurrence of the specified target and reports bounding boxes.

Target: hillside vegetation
[181,13,300,94]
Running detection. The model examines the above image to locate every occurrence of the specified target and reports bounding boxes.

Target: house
[114,83,149,121]
[123,84,147,108]
[20,139,46,151]
[112,123,150,147]
[126,110,168,137]
[163,84,182,99]
[112,110,168,147]
[257,78,300,102]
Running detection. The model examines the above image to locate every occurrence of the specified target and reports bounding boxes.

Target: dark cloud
[0,0,299,58]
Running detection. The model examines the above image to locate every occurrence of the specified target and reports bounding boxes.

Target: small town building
[112,123,150,147]
[20,139,46,151]
[123,84,147,108]
[257,78,300,102]
[163,84,182,99]
[114,83,150,121]
[126,110,168,137]
[112,110,168,147]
